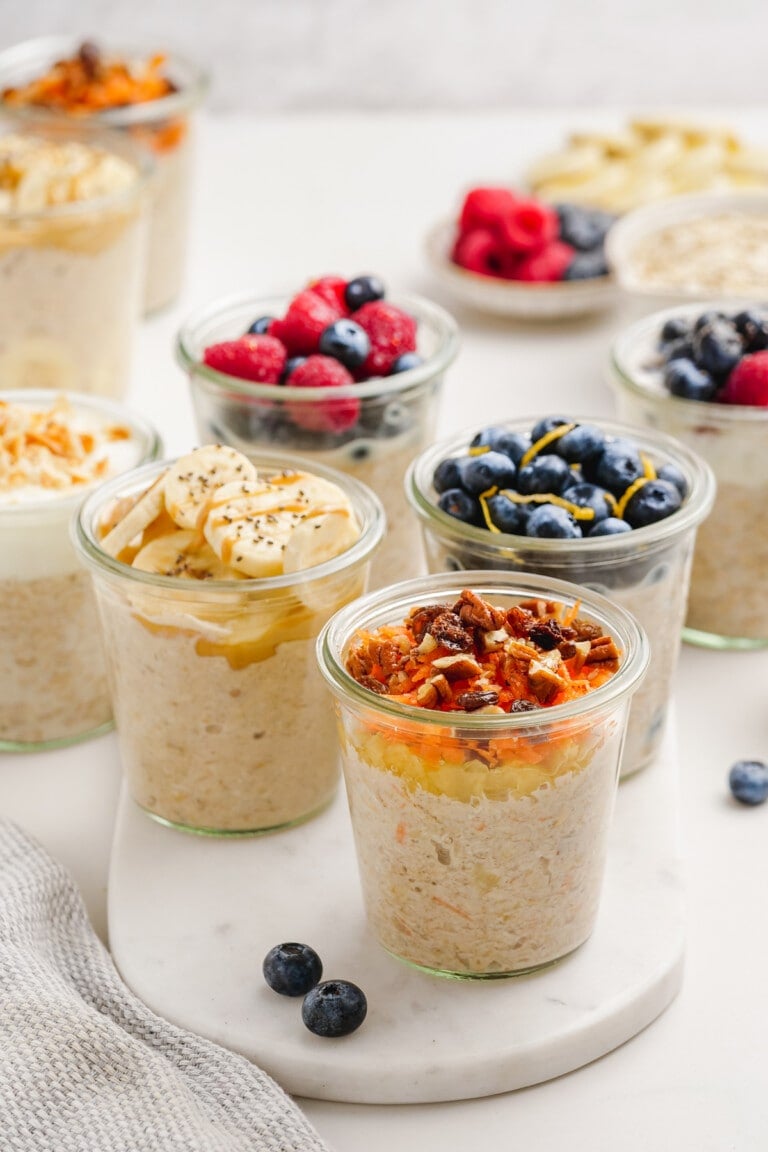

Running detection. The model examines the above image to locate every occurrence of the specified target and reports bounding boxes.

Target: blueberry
[380,401,410,436]
[263,943,323,997]
[438,488,481,525]
[486,493,530,535]
[556,424,607,467]
[555,204,616,251]
[319,319,370,370]
[302,979,367,1038]
[433,457,464,494]
[344,275,385,311]
[732,309,768,352]
[660,316,693,344]
[470,426,531,465]
[389,352,423,374]
[526,504,582,538]
[663,358,718,402]
[588,517,632,536]
[692,321,743,377]
[281,355,306,383]
[693,309,727,332]
[656,462,688,499]
[593,439,644,496]
[563,250,609,280]
[530,416,570,443]
[246,315,274,335]
[517,455,572,496]
[728,759,768,806]
[458,451,517,494]
[623,479,682,528]
[564,482,613,524]
[661,336,695,364]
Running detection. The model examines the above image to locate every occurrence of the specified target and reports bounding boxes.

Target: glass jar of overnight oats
[74,447,384,835]
[0,36,208,314]
[0,390,160,750]
[0,117,150,396]
[317,573,648,978]
[176,290,459,592]
[609,304,768,649]
[406,417,714,776]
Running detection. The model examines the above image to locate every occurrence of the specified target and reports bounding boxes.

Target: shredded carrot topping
[3,43,176,113]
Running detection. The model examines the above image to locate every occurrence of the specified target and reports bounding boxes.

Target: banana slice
[283,510,361,575]
[164,445,258,529]
[526,142,603,186]
[100,474,167,559]
[132,529,241,580]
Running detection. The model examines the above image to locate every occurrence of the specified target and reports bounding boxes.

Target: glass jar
[317,571,648,978]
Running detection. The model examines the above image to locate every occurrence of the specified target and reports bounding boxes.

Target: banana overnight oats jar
[0,390,160,750]
[318,572,648,978]
[74,445,384,835]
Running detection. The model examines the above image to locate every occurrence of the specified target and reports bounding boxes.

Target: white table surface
[3,110,768,1152]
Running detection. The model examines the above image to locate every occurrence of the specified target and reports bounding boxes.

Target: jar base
[0,717,114,754]
[134,792,336,838]
[683,625,768,651]
[381,938,586,981]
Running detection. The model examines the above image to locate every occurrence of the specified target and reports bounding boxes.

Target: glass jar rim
[74,449,385,591]
[609,300,768,423]
[317,569,649,730]
[0,36,209,126]
[176,289,460,404]
[0,389,161,518]
[406,413,716,557]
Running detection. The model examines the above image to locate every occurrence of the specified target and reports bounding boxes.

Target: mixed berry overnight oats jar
[0,116,150,396]
[0,36,208,313]
[74,446,384,836]
[609,303,768,648]
[176,288,459,591]
[406,416,714,776]
[317,572,648,979]
[0,390,160,750]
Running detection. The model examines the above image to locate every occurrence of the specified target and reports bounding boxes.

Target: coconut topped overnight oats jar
[0,36,208,313]
[317,572,648,978]
[0,390,160,750]
[176,277,459,591]
[406,416,714,775]
[74,444,384,835]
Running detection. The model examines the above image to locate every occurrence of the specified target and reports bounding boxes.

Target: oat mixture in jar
[625,212,768,296]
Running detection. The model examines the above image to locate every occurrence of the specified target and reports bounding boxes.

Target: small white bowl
[605,190,768,310]
[424,219,617,320]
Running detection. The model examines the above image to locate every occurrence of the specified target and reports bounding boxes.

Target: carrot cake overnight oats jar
[0,390,160,750]
[318,573,648,978]
[74,444,384,835]
[406,416,714,776]
[0,118,149,395]
[0,37,208,313]
[176,277,459,590]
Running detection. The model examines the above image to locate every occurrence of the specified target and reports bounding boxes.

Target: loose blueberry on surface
[656,462,688,499]
[263,943,323,997]
[526,504,582,538]
[301,980,368,1038]
[728,760,768,805]
[470,427,531,465]
[281,355,307,383]
[588,517,632,536]
[318,319,371,370]
[530,415,570,443]
[660,316,693,344]
[663,358,718,402]
[692,321,743,378]
[389,352,424,374]
[562,250,609,280]
[486,493,530,535]
[246,315,274,335]
[344,275,385,312]
[564,482,612,523]
[623,479,682,528]
[516,454,572,496]
[593,439,644,496]
[732,309,768,352]
[433,457,464,494]
[556,424,607,467]
[438,488,481,524]
[555,204,615,251]
[459,451,517,494]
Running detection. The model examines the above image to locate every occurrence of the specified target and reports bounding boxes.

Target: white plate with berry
[425,188,618,320]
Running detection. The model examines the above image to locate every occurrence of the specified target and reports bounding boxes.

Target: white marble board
[108,721,684,1105]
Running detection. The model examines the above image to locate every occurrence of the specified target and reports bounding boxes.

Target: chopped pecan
[347,647,374,679]
[374,640,405,677]
[585,636,621,663]
[570,619,603,642]
[416,681,439,707]
[428,673,452,701]
[482,628,509,652]
[358,675,388,695]
[455,690,500,712]
[453,589,505,632]
[505,606,537,638]
[528,650,567,702]
[431,654,483,680]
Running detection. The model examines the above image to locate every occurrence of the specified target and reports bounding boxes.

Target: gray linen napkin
[0,819,331,1152]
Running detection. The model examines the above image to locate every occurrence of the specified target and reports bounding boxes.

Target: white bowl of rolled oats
[606,191,768,307]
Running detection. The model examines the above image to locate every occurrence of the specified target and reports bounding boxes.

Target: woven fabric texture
[0,820,331,1152]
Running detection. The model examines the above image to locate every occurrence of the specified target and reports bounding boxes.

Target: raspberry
[270,290,342,356]
[499,200,559,254]
[721,351,768,406]
[354,301,417,376]
[452,228,504,277]
[202,335,286,384]
[515,240,575,283]
[459,187,517,236]
[307,275,350,314]
[284,355,360,433]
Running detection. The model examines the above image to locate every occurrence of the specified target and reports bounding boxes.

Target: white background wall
[3,0,768,112]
